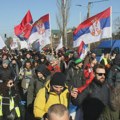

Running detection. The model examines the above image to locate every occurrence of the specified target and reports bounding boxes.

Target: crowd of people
[0,47,120,120]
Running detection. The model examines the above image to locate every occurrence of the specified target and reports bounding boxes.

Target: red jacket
[84,64,92,79]
[77,64,94,93]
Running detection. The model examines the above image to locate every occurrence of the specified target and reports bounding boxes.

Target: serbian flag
[28,14,51,48]
[14,10,33,40]
[78,41,88,59]
[73,7,112,48]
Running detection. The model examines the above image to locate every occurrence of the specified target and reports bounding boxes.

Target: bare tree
[56,0,71,47]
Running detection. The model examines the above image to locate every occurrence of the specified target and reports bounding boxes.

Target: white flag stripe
[56,37,63,51]
[0,36,6,49]
[19,41,28,49]
[74,27,111,47]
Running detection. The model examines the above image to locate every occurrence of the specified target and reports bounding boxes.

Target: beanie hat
[35,64,50,77]
[74,58,83,64]
[50,72,66,86]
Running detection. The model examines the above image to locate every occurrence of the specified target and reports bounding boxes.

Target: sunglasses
[96,73,106,76]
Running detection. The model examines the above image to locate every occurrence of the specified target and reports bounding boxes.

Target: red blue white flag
[73,7,112,47]
[78,41,88,59]
[28,14,51,49]
[14,10,33,40]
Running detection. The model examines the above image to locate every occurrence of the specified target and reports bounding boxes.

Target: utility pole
[76,4,91,49]
[87,0,109,19]
[87,2,91,19]
[87,2,91,50]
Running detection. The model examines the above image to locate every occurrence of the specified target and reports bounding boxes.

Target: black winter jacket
[0,66,15,82]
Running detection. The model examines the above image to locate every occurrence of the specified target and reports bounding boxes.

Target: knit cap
[35,64,50,77]
[50,72,66,86]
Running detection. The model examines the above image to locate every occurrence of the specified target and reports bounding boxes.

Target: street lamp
[77,0,109,19]
[87,0,109,18]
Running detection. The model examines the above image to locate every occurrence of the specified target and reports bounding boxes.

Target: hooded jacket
[107,54,120,87]
[27,65,51,106]
[33,81,69,118]
[0,66,15,82]
[66,66,85,89]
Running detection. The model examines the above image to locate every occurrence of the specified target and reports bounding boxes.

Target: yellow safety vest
[103,58,108,65]
[0,96,3,116]
[0,96,20,118]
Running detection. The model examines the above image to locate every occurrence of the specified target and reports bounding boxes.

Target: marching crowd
[0,47,120,120]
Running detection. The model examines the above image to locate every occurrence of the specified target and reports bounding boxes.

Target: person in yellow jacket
[34,72,78,119]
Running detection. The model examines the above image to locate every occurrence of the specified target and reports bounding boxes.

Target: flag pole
[49,13,54,54]
[50,36,53,52]
[110,6,112,47]
[87,2,91,51]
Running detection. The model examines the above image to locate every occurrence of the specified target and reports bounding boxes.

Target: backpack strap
[45,87,49,103]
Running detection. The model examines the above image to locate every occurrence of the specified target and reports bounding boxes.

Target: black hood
[35,64,51,77]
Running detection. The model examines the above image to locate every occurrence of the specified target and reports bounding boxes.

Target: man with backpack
[33,72,78,119]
